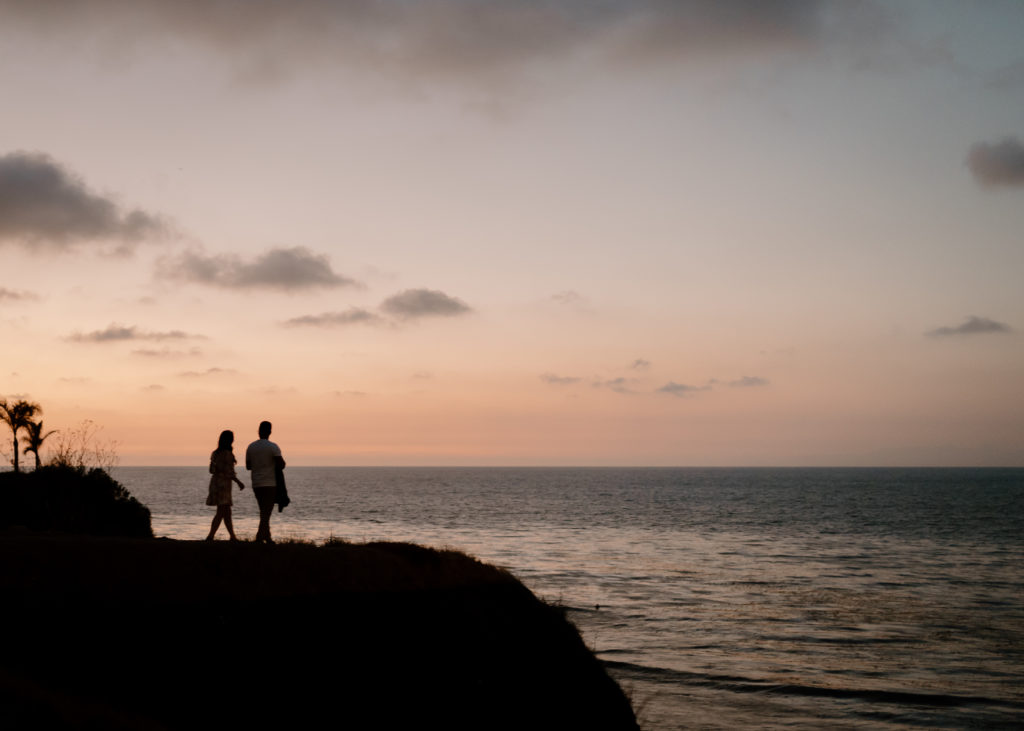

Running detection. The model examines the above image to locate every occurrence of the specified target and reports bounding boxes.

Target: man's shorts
[253,485,277,512]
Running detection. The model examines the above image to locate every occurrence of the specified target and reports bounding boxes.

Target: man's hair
[258,421,272,438]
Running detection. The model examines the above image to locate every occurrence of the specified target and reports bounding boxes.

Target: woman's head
[217,430,234,451]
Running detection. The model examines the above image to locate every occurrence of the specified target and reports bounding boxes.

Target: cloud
[283,308,383,328]
[657,381,707,397]
[132,347,203,358]
[67,323,202,343]
[380,289,472,320]
[0,151,166,251]
[985,60,1024,91]
[158,247,358,292]
[540,373,582,386]
[548,290,595,315]
[630,359,651,371]
[967,138,1024,188]
[551,290,585,306]
[926,316,1012,338]
[593,377,636,394]
[0,0,856,87]
[177,367,237,378]
[728,376,769,387]
[0,288,38,302]
[142,384,166,392]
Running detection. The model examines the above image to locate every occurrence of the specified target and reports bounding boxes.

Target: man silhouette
[245,420,285,543]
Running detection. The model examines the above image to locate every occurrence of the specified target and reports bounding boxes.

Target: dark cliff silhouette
[0,537,639,730]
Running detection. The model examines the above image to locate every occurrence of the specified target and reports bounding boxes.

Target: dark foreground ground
[0,534,639,730]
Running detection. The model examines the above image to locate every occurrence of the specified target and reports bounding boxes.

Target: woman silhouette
[206,429,246,541]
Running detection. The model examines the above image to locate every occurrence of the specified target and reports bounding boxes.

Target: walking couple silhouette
[206,420,287,543]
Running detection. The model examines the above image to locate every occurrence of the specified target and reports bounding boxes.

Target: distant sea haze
[117,466,1024,729]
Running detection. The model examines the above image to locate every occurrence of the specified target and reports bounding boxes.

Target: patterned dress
[206,449,238,506]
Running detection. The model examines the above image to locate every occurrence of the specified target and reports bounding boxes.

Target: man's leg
[253,486,276,542]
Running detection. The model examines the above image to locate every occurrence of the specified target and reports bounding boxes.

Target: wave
[602,660,1024,710]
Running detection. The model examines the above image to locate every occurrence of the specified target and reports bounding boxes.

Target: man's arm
[274,456,286,470]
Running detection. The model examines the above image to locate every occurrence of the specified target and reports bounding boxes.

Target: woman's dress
[206,449,237,506]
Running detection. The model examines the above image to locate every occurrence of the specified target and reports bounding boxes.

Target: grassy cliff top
[0,535,639,730]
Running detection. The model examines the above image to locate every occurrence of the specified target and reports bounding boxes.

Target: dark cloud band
[0,0,849,85]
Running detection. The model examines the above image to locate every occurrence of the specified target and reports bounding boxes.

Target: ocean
[113,466,1024,729]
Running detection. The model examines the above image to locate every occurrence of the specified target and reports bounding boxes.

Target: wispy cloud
[177,367,237,378]
[593,377,636,394]
[380,289,472,320]
[0,288,39,302]
[728,376,769,387]
[67,324,203,343]
[282,308,383,328]
[132,347,203,358]
[966,138,1024,188]
[630,359,651,371]
[540,373,582,386]
[657,382,708,397]
[0,150,167,251]
[551,290,585,306]
[926,316,1012,337]
[158,247,358,292]
[985,60,1024,91]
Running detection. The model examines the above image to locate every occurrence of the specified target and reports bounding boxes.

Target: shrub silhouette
[0,465,152,537]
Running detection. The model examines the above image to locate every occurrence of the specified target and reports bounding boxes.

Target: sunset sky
[2,1,1023,466]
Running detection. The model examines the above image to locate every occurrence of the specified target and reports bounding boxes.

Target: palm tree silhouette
[23,420,58,470]
[0,399,41,473]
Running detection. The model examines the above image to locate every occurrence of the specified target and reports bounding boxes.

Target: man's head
[258,421,272,439]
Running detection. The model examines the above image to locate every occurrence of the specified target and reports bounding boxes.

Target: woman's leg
[207,507,224,540]
[224,506,237,540]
